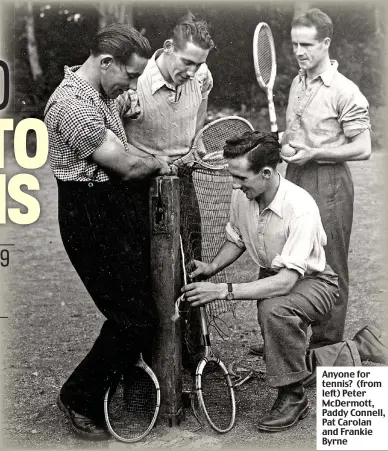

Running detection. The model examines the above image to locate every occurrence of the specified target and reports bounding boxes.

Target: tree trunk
[97,2,134,29]
[293,2,310,20]
[26,1,42,81]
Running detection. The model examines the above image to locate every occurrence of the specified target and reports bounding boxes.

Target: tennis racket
[104,354,161,443]
[174,116,254,170]
[253,22,278,133]
[179,235,236,433]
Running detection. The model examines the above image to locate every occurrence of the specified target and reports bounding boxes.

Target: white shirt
[226,174,327,276]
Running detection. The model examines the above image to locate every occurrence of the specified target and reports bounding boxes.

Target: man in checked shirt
[44,24,171,439]
[280,9,372,352]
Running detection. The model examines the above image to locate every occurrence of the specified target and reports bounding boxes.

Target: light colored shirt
[115,50,213,161]
[116,51,212,117]
[225,174,327,276]
[282,60,371,154]
[44,66,127,182]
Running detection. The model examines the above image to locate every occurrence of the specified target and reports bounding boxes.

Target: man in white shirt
[182,130,339,431]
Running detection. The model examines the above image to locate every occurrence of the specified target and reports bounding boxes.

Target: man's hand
[281,141,317,166]
[188,259,215,280]
[91,131,175,180]
[181,282,227,307]
[154,155,174,176]
[169,163,179,176]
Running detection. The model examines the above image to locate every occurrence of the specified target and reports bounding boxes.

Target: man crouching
[182,130,339,431]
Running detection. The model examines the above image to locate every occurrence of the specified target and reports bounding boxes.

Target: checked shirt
[44,65,129,182]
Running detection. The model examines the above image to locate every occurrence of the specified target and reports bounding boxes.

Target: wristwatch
[226,282,234,301]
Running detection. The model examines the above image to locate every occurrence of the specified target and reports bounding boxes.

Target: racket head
[104,357,161,443]
[195,357,236,433]
[191,116,254,170]
[253,22,277,90]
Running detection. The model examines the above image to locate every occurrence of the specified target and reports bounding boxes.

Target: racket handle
[267,89,278,133]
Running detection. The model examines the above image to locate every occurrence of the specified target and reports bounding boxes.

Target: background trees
[7,1,386,130]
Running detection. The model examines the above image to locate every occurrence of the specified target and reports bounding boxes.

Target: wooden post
[149,176,183,426]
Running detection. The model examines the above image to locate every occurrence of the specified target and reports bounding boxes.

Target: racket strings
[257,28,274,85]
[107,367,158,439]
[192,118,255,168]
[199,361,235,431]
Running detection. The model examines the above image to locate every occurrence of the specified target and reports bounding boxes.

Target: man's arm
[90,130,171,181]
[184,208,322,307]
[189,240,245,280]
[50,99,172,180]
[283,129,371,165]
[182,267,299,307]
[232,267,299,299]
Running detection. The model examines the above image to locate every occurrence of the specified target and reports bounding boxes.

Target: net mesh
[257,26,274,85]
[180,117,254,320]
[107,366,157,440]
[199,360,234,431]
[180,166,237,319]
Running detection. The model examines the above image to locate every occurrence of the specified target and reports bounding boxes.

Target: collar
[149,49,180,95]
[64,65,109,101]
[263,172,286,218]
[298,59,339,87]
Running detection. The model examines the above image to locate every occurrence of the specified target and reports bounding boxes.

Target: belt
[56,179,149,193]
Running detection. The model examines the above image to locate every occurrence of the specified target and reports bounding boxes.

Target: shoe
[249,344,265,358]
[352,325,388,364]
[57,394,110,440]
[257,384,309,432]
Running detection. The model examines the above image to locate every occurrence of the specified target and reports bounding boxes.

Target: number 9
[1,249,9,267]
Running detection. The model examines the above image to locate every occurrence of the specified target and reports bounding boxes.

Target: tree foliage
[9,1,386,118]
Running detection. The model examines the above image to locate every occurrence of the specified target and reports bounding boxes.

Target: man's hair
[292,8,333,41]
[223,131,281,173]
[171,12,215,51]
[90,23,152,64]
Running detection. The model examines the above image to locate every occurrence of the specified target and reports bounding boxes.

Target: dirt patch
[1,151,387,449]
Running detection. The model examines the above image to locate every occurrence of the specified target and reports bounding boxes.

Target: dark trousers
[257,266,339,387]
[57,179,158,421]
[286,161,354,346]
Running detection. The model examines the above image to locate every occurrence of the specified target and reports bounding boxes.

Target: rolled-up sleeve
[225,222,246,248]
[338,89,371,139]
[53,99,107,160]
[225,198,246,248]
[116,89,139,118]
[271,213,324,276]
[196,64,213,100]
